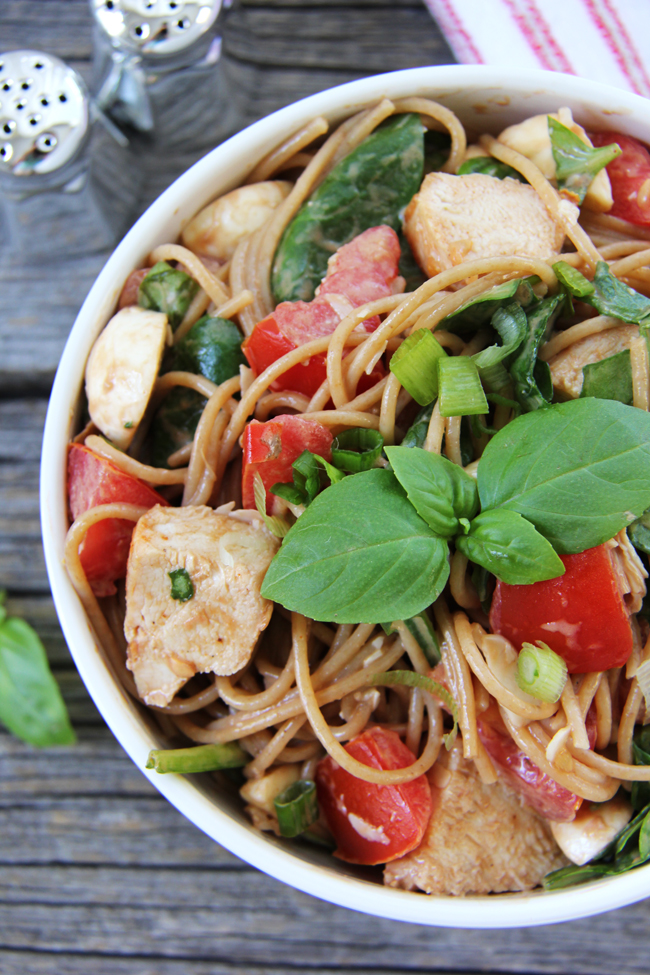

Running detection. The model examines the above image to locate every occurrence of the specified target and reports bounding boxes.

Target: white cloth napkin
[424,0,650,97]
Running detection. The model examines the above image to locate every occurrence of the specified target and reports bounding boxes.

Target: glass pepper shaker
[0,49,139,260]
[90,0,238,184]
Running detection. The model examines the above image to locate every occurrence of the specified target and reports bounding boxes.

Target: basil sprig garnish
[262,399,650,624]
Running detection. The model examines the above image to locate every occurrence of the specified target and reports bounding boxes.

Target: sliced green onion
[438,356,489,417]
[146,742,247,774]
[389,329,447,405]
[331,428,384,473]
[553,260,595,298]
[371,670,458,749]
[381,614,441,666]
[254,471,291,538]
[517,641,567,703]
[168,568,194,602]
[274,779,319,837]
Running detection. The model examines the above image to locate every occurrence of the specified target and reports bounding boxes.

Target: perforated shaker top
[91,0,222,57]
[0,51,89,176]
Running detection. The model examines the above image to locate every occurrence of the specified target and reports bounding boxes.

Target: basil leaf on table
[477,398,650,554]
[548,117,621,204]
[138,260,199,330]
[456,509,565,585]
[261,468,450,623]
[509,295,561,412]
[457,156,527,181]
[0,595,75,747]
[581,349,633,405]
[272,113,424,303]
[385,445,478,536]
[168,316,246,385]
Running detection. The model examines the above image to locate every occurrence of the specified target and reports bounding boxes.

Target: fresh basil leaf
[478,398,650,554]
[385,446,479,536]
[457,156,526,181]
[456,509,565,584]
[510,295,562,411]
[424,129,451,173]
[261,468,450,623]
[168,316,245,385]
[548,117,621,204]
[443,278,537,336]
[138,261,199,331]
[581,349,633,405]
[0,602,75,747]
[272,114,424,303]
[588,262,650,324]
[401,402,435,449]
[473,302,528,392]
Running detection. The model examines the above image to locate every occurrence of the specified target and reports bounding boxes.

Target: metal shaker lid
[91,0,222,57]
[0,51,88,176]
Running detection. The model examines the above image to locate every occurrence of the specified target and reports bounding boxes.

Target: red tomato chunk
[68,444,168,597]
[478,705,596,822]
[590,131,650,227]
[242,226,403,397]
[489,543,634,674]
[241,414,333,513]
[315,727,432,865]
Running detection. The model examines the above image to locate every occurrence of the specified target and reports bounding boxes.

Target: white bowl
[41,64,650,928]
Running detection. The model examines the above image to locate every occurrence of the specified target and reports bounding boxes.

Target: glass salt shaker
[90,0,237,177]
[0,50,139,260]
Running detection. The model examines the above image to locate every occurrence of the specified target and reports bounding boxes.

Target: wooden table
[2,2,650,972]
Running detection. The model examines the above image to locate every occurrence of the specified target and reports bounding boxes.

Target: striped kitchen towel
[424,0,650,98]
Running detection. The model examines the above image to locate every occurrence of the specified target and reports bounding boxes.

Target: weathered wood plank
[3,594,70,666]
[0,864,650,974]
[0,460,47,591]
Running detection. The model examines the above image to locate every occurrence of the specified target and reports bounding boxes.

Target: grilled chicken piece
[550,795,633,865]
[548,323,638,399]
[497,107,613,213]
[384,743,567,895]
[85,306,169,451]
[403,173,564,282]
[181,181,292,260]
[124,505,279,706]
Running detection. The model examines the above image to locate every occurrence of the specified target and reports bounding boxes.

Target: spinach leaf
[442,277,539,336]
[400,402,435,449]
[385,445,478,536]
[548,117,621,204]
[138,261,199,331]
[581,349,633,405]
[589,262,650,324]
[168,316,245,385]
[272,113,424,303]
[629,509,650,556]
[149,386,206,468]
[473,302,528,391]
[509,294,561,411]
[478,398,650,553]
[457,156,526,181]
[456,509,565,584]
[0,593,75,747]
[261,468,450,623]
[424,129,451,173]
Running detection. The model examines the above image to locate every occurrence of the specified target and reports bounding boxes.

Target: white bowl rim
[41,63,650,928]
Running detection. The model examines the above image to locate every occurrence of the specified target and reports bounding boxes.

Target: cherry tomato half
[241,414,333,512]
[489,543,634,674]
[590,131,650,226]
[315,726,432,865]
[68,443,168,597]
